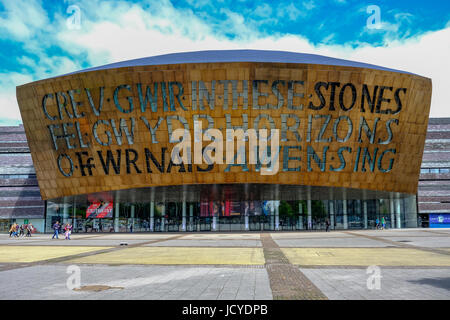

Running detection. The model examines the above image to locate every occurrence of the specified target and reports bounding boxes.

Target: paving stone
[300,267,450,300]
[0,229,448,300]
[0,264,272,300]
[260,234,328,300]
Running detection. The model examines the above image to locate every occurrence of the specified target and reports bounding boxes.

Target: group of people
[375,217,387,229]
[52,221,73,240]
[310,217,388,231]
[9,222,34,237]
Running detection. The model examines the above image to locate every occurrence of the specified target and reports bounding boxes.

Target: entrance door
[249,216,261,231]
[199,217,211,231]
[167,219,180,231]
[262,215,273,231]
[419,214,429,228]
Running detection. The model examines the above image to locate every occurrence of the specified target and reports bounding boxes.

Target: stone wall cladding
[419,118,450,214]
[0,125,45,219]
[16,61,432,200]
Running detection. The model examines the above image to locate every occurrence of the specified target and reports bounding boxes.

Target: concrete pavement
[0,228,449,300]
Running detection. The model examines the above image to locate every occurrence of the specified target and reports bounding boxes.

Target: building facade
[5,120,450,232]
[418,118,450,227]
[0,125,45,232]
[11,50,436,232]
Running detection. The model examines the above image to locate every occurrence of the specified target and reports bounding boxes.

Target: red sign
[86,202,113,218]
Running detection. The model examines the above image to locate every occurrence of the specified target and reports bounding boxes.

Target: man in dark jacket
[52,221,60,239]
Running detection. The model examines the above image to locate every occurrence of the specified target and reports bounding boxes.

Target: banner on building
[86,202,113,218]
[429,214,450,228]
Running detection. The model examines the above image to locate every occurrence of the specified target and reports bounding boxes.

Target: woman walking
[9,223,17,237]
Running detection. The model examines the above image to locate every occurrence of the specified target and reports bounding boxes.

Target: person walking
[9,223,16,237]
[26,223,33,237]
[52,221,60,239]
[64,223,72,240]
[325,218,330,232]
[129,223,133,233]
[19,224,24,237]
[375,218,380,230]
[381,217,386,230]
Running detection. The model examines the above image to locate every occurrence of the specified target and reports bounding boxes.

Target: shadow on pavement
[408,277,450,291]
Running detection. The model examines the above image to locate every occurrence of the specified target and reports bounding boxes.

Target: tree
[292,200,307,217]
[311,200,326,220]
[279,201,294,218]
[292,200,326,219]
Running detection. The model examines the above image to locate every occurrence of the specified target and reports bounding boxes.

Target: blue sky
[1,0,449,124]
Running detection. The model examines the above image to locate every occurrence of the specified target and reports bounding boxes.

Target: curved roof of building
[66,49,414,76]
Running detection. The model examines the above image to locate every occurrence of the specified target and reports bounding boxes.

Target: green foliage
[311,200,326,219]
[292,200,307,216]
[291,200,327,219]
[154,204,162,217]
[279,201,294,218]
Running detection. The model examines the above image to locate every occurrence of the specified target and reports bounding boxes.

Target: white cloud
[276,3,304,21]
[0,0,49,40]
[0,72,33,123]
[1,0,449,125]
[254,4,272,18]
[302,1,316,11]
[345,27,450,118]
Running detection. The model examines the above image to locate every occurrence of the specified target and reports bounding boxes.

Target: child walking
[64,223,72,240]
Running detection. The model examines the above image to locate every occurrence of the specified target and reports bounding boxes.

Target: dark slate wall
[0,125,45,218]
[418,118,450,214]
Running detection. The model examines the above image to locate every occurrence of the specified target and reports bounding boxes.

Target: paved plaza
[0,228,449,300]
